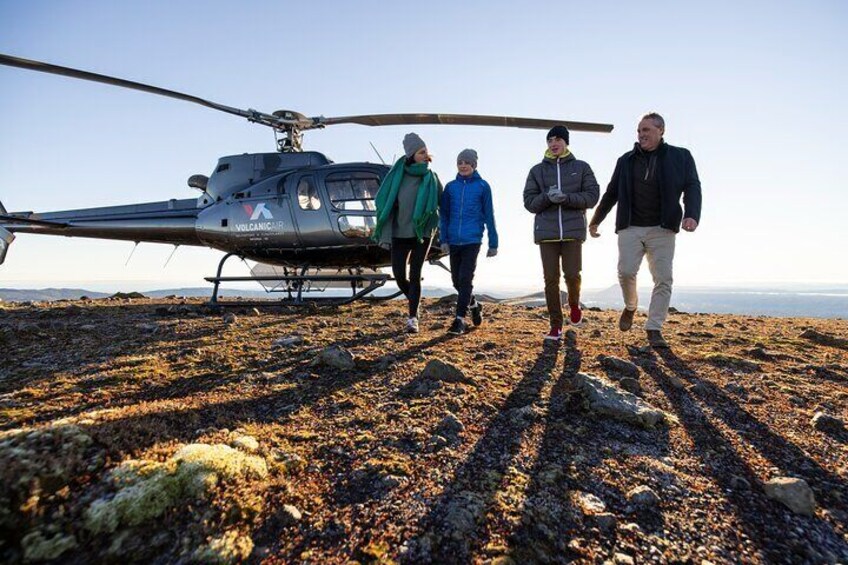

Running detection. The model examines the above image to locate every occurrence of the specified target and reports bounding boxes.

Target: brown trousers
[540,240,582,328]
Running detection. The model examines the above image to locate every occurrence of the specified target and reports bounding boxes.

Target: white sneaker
[406,317,420,333]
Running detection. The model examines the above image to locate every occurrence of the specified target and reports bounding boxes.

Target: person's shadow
[631,346,847,562]
[402,342,561,563]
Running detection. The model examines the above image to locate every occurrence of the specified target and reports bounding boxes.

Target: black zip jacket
[590,141,701,233]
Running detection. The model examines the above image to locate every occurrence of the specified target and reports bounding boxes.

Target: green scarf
[544,147,572,160]
[373,158,440,242]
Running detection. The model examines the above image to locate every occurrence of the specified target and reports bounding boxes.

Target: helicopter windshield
[325,172,378,211]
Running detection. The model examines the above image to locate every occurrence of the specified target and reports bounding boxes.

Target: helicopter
[0,53,614,304]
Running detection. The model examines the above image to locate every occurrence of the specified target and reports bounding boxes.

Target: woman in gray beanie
[373,133,443,333]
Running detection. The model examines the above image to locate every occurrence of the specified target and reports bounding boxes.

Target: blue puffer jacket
[439,171,499,248]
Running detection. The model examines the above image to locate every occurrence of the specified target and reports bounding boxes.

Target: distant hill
[2,284,847,318]
[0,288,112,302]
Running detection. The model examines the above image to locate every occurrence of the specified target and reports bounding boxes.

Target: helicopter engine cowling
[204,152,331,202]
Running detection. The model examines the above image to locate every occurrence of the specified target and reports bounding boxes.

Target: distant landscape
[2,283,847,318]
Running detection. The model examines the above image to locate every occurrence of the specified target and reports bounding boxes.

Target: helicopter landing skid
[205,253,402,306]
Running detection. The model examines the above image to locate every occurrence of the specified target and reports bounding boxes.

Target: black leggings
[391,237,431,317]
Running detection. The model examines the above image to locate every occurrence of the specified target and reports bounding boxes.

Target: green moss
[704,353,760,372]
[85,443,267,534]
[192,530,254,564]
[21,530,78,562]
[0,422,95,529]
[175,443,268,481]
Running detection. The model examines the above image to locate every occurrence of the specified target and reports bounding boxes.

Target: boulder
[626,485,660,507]
[764,477,816,516]
[420,359,476,386]
[574,491,606,515]
[618,377,642,395]
[598,355,640,379]
[436,412,465,436]
[311,345,356,370]
[272,335,304,348]
[811,412,844,435]
[573,373,671,429]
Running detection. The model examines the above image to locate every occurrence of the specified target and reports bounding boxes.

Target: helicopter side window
[325,173,379,212]
[297,177,321,210]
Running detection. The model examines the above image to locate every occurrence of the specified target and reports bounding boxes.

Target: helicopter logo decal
[243,203,273,221]
[235,202,284,233]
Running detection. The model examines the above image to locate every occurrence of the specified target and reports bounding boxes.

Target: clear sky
[1,0,846,292]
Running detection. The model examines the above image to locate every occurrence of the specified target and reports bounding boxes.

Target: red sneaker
[544,326,563,341]
[569,304,583,326]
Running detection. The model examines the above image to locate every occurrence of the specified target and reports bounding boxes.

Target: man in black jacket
[589,113,702,348]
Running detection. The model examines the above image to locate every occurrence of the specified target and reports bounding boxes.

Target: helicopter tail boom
[0,198,203,249]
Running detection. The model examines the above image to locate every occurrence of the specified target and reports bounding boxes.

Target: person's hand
[486,248,498,258]
[547,189,568,204]
[589,224,601,238]
[440,243,450,254]
[378,241,391,250]
[682,218,698,232]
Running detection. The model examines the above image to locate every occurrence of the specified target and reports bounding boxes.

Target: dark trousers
[391,237,431,317]
[449,243,481,317]
[540,240,582,328]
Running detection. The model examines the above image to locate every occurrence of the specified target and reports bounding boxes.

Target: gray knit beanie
[457,148,478,168]
[403,133,426,158]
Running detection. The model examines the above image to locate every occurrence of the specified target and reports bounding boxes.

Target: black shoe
[470,301,483,326]
[447,318,466,335]
[647,330,669,348]
[619,307,636,332]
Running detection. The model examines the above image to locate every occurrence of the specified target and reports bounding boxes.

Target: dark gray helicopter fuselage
[1,151,415,269]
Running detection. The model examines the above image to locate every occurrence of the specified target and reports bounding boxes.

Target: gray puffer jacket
[523,153,599,243]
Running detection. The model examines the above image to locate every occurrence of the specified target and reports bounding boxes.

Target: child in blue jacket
[439,149,499,335]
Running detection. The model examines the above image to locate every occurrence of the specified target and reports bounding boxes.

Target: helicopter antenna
[125,241,139,266]
[369,142,387,165]
[163,244,179,267]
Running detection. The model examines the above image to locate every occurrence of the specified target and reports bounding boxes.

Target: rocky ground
[0,296,846,564]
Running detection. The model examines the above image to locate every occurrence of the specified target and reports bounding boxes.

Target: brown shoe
[619,308,636,331]
[647,330,669,348]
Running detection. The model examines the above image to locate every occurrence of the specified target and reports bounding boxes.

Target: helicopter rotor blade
[318,113,613,133]
[0,53,292,129]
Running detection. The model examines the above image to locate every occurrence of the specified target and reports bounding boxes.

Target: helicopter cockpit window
[297,177,321,210]
[325,173,379,211]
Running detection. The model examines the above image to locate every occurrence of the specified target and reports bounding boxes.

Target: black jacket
[591,141,701,233]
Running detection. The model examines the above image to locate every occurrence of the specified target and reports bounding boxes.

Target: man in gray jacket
[524,125,600,341]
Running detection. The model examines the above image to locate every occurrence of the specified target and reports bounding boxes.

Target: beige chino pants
[617,226,676,331]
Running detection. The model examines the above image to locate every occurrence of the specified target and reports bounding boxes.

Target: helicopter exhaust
[0,227,13,265]
[0,200,13,264]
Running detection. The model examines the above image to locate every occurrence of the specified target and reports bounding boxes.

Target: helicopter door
[323,171,380,240]
[289,174,336,247]
[228,181,298,250]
